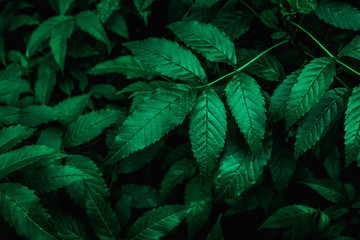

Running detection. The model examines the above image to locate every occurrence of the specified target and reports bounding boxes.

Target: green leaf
[49,18,74,72]
[128,205,187,240]
[133,0,157,12]
[0,106,23,126]
[295,88,348,159]
[58,0,75,15]
[189,87,227,182]
[106,84,196,163]
[315,0,360,31]
[64,108,120,147]
[0,182,61,240]
[37,127,63,151]
[338,36,360,60]
[97,0,120,23]
[225,72,266,152]
[344,85,360,166]
[212,11,253,41]
[54,94,90,125]
[160,159,196,200]
[286,57,336,128]
[206,215,224,240]
[26,15,72,57]
[120,184,158,208]
[85,186,121,240]
[216,137,272,199]
[123,38,207,83]
[268,70,300,121]
[105,13,129,38]
[0,145,56,179]
[35,57,57,105]
[88,55,158,80]
[288,0,317,14]
[51,212,89,240]
[19,105,60,127]
[236,48,284,82]
[0,125,35,154]
[191,0,221,10]
[22,165,90,193]
[168,20,236,65]
[260,204,317,229]
[75,10,110,48]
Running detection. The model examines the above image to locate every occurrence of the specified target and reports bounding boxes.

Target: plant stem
[239,0,258,16]
[335,59,360,77]
[196,40,289,88]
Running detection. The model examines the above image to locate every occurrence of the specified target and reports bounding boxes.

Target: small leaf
[339,36,360,61]
[106,84,196,163]
[0,125,35,154]
[286,57,336,128]
[225,72,266,152]
[58,0,75,15]
[189,87,227,182]
[315,0,360,31]
[128,205,187,240]
[124,38,207,82]
[88,55,158,80]
[97,0,120,23]
[168,20,236,65]
[206,215,224,240]
[64,108,121,147]
[35,57,57,105]
[288,0,317,14]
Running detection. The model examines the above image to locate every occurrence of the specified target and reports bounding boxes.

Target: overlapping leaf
[315,0,360,31]
[295,88,349,159]
[51,212,90,240]
[0,125,35,154]
[123,38,207,82]
[339,36,360,60]
[54,94,90,125]
[225,72,266,152]
[106,84,196,163]
[168,20,236,65]
[189,87,227,181]
[286,57,336,128]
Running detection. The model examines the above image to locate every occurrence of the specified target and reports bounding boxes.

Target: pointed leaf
[128,205,187,240]
[123,38,207,82]
[225,72,266,152]
[206,215,224,240]
[105,13,129,38]
[0,106,23,125]
[49,18,74,72]
[0,182,60,240]
[51,212,89,240]
[97,0,120,23]
[19,105,60,127]
[286,57,336,128]
[189,87,227,181]
[339,36,360,61]
[315,0,360,31]
[168,20,236,65]
[106,84,196,163]
[88,55,158,80]
[0,125,35,154]
[35,57,57,105]
[0,145,57,179]
[58,0,75,15]
[54,94,90,126]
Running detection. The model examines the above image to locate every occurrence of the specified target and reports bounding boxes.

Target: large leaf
[0,145,57,179]
[88,55,158,80]
[168,20,236,65]
[286,57,336,128]
[189,87,227,181]
[315,0,360,31]
[216,137,272,199]
[106,84,196,163]
[295,88,349,159]
[49,18,74,72]
[0,125,35,154]
[128,205,187,240]
[212,11,253,41]
[339,36,360,61]
[344,85,360,166]
[0,183,60,240]
[64,109,121,147]
[123,38,207,82]
[225,72,266,152]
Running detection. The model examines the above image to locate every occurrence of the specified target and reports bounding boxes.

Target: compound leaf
[128,205,187,240]
[123,38,207,82]
[225,72,266,152]
[315,0,360,31]
[168,20,236,65]
[106,84,196,163]
[189,87,227,182]
[64,109,121,147]
[286,57,336,128]
[0,182,61,240]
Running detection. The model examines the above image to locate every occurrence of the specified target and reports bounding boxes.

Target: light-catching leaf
[168,20,236,65]
[189,87,227,181]
[315,0,360,31]
[0,182,61,240]
[106,84,196,163]
[344,85,360,166]
[64,108,121,147]
[0,145,56,179]
[286,57,336,128]
[0,125,35,154]
[49,18,74,72]
[128,205,187,240]
[88,55,158,80]
[225,72,266,152]
[123,38,207,82]
[295,88,349,159]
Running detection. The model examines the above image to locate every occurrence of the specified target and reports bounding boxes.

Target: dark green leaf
[0,125,35,154]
